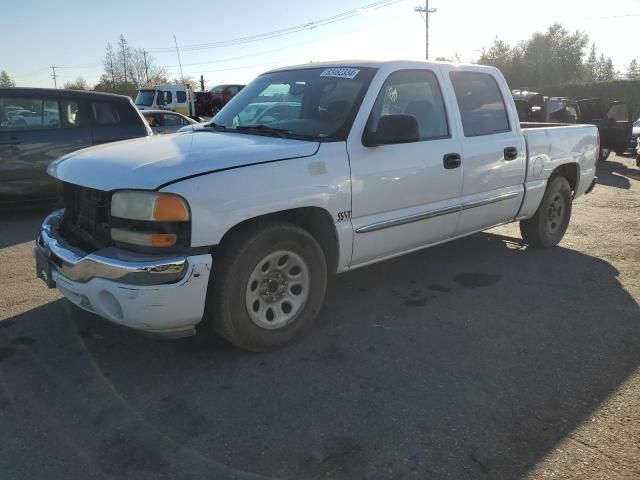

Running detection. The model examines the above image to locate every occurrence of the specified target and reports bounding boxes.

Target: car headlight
[110,191,190,248]
[111,191,190,222]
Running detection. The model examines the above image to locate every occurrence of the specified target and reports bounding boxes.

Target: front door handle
[443,153,462,169]
[0,137,21,145]
[504,147,518,160]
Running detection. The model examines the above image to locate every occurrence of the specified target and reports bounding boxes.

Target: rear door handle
[504,147,518,160]
[443,153,462,169]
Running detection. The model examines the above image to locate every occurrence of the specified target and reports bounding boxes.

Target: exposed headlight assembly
[111,191,190,222]
[110,191,190,248]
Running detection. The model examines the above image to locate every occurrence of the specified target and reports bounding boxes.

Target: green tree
[627,59,639,80]
[63,76,88,90]
[0,70,15,87]
[583,43,598,82]
[594,53,616,81]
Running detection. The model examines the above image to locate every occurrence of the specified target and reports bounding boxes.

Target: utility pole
[143,49,150,84]
[50,65,57,88]
[200,75,205,91]
[414,1,437,60]
[174,35,185,84]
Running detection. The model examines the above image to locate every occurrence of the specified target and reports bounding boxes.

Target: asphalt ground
[0,153,639,480]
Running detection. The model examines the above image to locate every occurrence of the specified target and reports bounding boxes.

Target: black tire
[520,176,572,248]
[598,148,610,161]
[204,221,327,352]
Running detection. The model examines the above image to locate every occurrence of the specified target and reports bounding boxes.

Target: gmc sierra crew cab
[35,60,598,351]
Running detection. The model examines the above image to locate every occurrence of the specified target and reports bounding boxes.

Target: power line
[145,0,403,53]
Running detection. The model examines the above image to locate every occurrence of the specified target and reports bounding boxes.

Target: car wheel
[520,176,573,248]
[598,148,610,161]
[205,221,327,352]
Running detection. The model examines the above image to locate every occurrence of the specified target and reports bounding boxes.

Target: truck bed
[520,122,598,198]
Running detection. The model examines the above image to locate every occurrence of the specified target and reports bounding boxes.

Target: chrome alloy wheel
[245,250,310,330]
[546,192,566,233]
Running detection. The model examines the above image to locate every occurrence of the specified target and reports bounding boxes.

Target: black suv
[0,88,150,204]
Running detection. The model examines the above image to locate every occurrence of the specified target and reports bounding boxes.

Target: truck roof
[0,87,131,101]
[265,59,494,74]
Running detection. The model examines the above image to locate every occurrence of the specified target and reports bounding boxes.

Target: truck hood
[48,131,320,191]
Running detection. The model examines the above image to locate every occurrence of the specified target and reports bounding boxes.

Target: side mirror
[363,114,420,147]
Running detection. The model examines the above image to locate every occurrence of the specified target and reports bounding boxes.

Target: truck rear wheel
[519,176,572,248]
[205,221,327,352]
[598,148,610,161]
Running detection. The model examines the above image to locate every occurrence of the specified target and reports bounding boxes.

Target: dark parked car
[0,88,150,204]
[512,90,633,161]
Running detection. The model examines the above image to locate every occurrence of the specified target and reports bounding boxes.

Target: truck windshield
[212,67,377,141]
[135,90,156,107]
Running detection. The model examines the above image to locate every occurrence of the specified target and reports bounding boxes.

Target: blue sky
[1,0,638,89]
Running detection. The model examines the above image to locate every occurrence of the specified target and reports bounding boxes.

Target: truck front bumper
[34,210,212,338]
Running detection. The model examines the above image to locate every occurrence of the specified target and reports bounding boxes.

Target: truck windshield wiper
[202,122,227,131]
[232,124,320,141]
[232,124,292,138]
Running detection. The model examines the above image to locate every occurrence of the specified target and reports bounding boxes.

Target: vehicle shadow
[596,158,640,190]
[0,205,52,248]
[1,232,638,480]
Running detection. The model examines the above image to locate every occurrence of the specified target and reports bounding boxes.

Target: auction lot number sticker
[320,68,360,79]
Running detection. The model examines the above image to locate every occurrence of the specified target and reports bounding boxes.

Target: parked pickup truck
[35,61,598,351]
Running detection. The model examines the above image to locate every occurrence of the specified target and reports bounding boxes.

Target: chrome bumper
[35,209,188,286]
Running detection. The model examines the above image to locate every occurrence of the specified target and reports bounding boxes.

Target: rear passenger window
[176,91,186,103]
[449,71,510,137]
[0,97,60,130]
[61,100,82,127]
[368,69,449,141]
[91,102,121,125]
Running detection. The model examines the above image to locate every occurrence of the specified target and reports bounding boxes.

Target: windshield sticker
[320,68,360,80]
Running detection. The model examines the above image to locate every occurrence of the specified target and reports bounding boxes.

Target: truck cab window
[368,69,449,141]
[450,71,510,137]
[91,102,121,125]
[0,97,60,130]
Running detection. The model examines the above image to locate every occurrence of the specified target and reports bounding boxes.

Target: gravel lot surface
[1,154,639,479]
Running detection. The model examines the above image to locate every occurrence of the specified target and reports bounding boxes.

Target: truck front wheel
[205,222,327,351]
[519,176,572,248]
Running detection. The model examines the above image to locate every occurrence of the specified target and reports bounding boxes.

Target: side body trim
[355,191,519,234]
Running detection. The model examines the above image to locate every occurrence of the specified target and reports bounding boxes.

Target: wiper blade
[232,125,320,141]
[202,122,227,131]
[233,124,291,138]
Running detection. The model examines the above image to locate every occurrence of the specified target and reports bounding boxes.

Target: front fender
[161,142,354,271]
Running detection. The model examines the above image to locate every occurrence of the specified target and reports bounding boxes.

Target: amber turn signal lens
[111,228,177,247]
[150,233,177,247]
[153,195,190,222]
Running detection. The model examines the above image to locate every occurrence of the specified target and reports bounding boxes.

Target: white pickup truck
[35,61,598,351]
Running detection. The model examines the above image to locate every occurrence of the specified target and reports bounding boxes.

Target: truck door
[445,68,526,236]
[600,101,632,155]
[175,89,189,116]
[348,67,463,266]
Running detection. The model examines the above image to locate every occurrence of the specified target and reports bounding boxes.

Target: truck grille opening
[59,183,112,252]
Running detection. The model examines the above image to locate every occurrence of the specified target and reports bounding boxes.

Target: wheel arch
[549,162,579,193]
[213,206,340,275]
